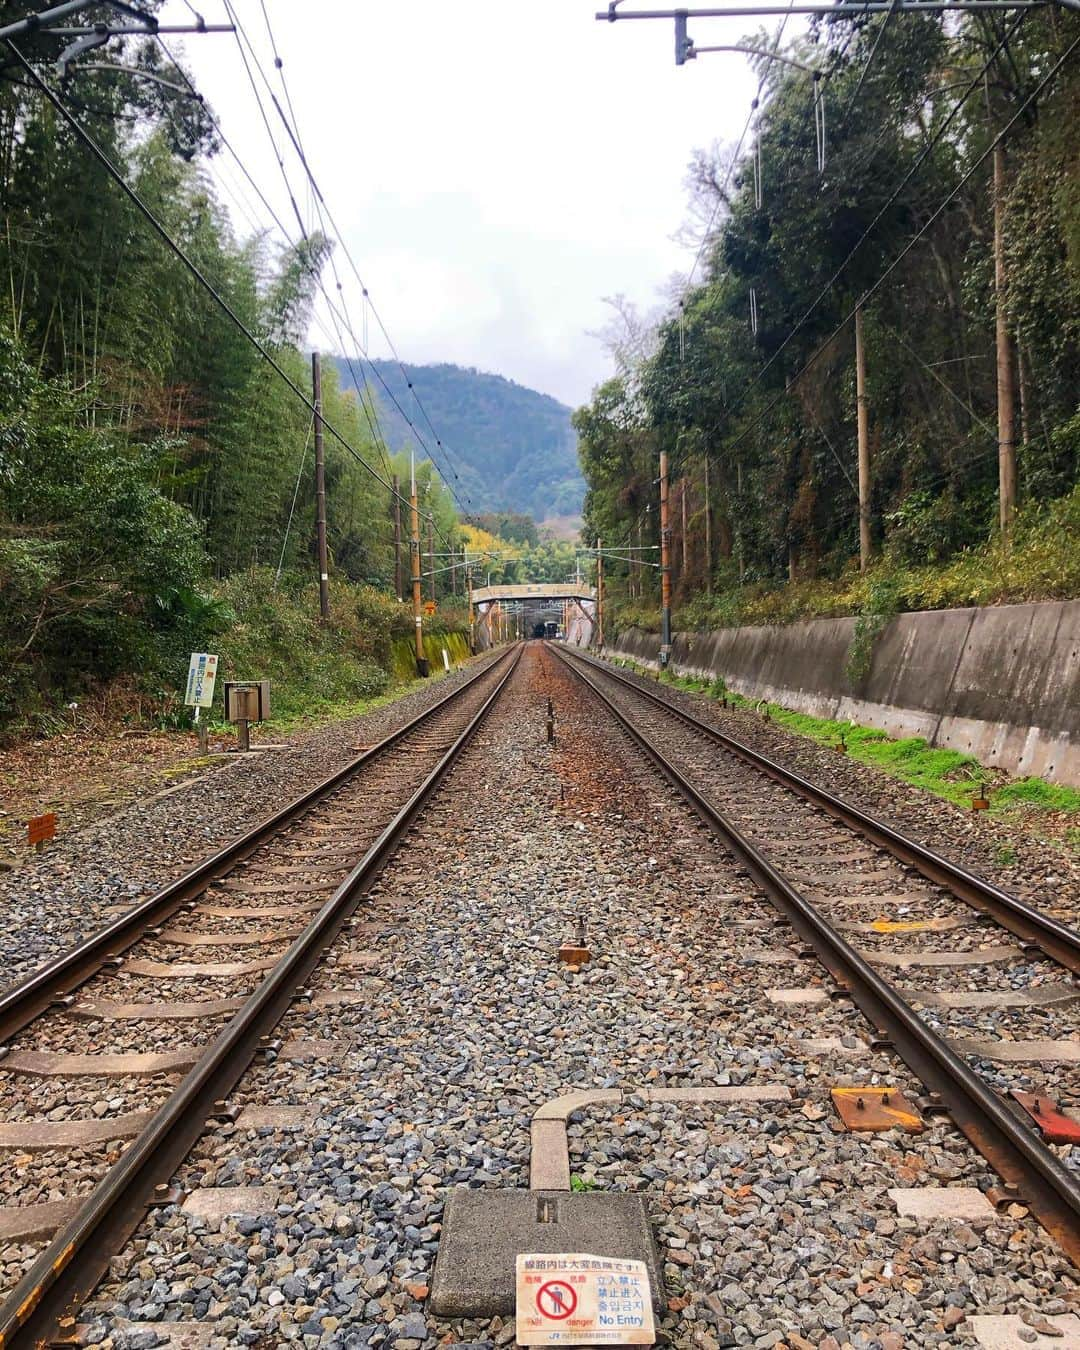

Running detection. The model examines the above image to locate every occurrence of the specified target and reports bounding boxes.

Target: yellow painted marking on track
[869,919,939,933]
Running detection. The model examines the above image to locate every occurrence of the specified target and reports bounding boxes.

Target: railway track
[0,643,521,1347]
[551,642,1080,1266]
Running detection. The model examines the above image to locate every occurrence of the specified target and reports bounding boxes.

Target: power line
[222,0,477,523]
[151,31,436,525]
[736,8,1029,400]
[3,41,423,521]
[725,26,1080,455]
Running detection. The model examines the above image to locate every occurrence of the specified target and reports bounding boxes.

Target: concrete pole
[994,142,1017,538]
[659,449,672,667]
[410,454,427,676]
[312,352,330,620]
[854,306,872,572]
[392,474,402,601]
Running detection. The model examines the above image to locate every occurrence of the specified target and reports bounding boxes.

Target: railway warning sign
[515,1253,654,1345]
[184,652,219,708]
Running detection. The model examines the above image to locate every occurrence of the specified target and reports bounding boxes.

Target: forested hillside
[577,9,1080,630]
[333,359,584,523]
[0,5,463,733]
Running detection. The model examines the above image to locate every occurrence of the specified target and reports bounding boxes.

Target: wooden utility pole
[854,306,872,572]
[467,560,476,651]
[312,352,330,620]
[994,142,1017,537]
[410,455,427,675]
[596,538,604,650]
[392,473,403,601]
[703,458,712,597]
[450,544,457,597]
[659,450,672,667]
[427,514,436,603]
[680,479,689,578]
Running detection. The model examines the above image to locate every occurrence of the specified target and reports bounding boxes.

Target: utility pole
[410,454,428,676]
[596,538,604,650]
[993,142,1017,537]
[467,560,476,652]
[854,306,872,572]
[703,458,712,597]
[392,474,403,601]
[450,544,457,597]
[680,478,689,578]
[312,352,330,620]
[427,513,436,603]
[659,450,672,668]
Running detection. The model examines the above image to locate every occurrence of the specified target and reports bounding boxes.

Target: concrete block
[429,1189,661,1318]
[888,1187,994,1222]
[954,1038,1080,1063]
[611,599,1080,786]
[968,1314,1080,1349]
[181,1186,278,1223]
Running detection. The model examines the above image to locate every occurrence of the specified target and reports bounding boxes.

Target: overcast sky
[161,1,761,409]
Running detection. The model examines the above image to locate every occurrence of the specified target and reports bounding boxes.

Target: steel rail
[0,646,514,1045]
[552,643,1080,1266]
[558,646,1080,976]
[0,644,523,1347]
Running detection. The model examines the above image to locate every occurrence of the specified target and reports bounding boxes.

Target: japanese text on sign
[185,652,219,709]
[515,1253,654,1346]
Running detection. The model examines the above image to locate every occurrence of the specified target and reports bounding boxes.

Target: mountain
[331,358,584,523]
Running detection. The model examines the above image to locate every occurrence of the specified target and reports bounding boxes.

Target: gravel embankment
[80,644,1077,1349]
[0,654,501,993]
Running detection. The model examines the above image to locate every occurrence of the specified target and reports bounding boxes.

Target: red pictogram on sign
[537,1281,577,1320]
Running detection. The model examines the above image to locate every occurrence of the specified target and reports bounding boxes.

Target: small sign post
[28,812,57,853]
[184,653,219,754]
[516,1253,654,1346]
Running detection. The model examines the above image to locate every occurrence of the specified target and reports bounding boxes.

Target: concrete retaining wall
[606,600,1080,787]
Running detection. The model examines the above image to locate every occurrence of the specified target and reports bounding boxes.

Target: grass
[611,656,1080,825]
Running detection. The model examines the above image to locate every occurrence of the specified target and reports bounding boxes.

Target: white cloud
[163,0,762,407]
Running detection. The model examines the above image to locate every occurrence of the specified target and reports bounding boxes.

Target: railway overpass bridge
[470,582,595,644]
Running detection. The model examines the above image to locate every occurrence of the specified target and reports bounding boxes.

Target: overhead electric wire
[151,35,470,558]
[725,25,1080,456]
[151,33,403,489]
[169,7,461,529]
[222,0,476,521]
[2,40,429,523]
[729,8,1030,403]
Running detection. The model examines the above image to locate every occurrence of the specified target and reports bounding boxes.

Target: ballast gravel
[78,645,1076,1349]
